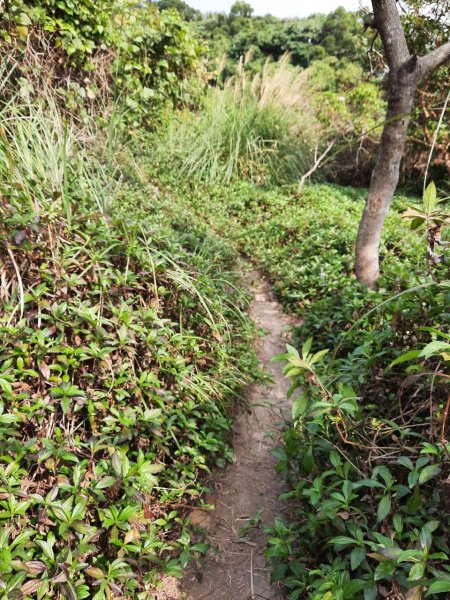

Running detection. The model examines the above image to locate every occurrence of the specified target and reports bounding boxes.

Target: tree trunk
[355,72,417,286]
[354,0,450,287]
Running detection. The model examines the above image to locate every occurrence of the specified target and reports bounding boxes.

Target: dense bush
[0,96,257,599]
[0,0,205,124]
[3,0,114,58]
[156,0,202,22]
[188,2,448,187]
[193,6,364,73]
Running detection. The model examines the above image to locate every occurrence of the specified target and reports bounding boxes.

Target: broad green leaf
[0,549,12,574]
[310,348,329,365]
[292,393,309,420]
[393,514,403,535]
[390,350,421,367]
[420,341,450,359]
[418,464,441,485]
[423,181,437,213]
[291,357,310,370]
[112,453,122,477]
[428,568,450,583]
[329,536,355,547]
[141,462,165,474]
[301,337,312,358]
[95,476,117,489]
[398,549,423,562]
[398,456,414,470]
[329,450,341,469]
[353,479,384,489]
[302,448,315,473]
[420,520,439,551]
[342,579,365,597]
[425,581,450,595]
[374,560,396,581]
[350,546,366,570]
[0,414,20,424]
[377,495,391,522]
[409,561,425,581]
[364,585,378,600]
[407,485,421,514]
[408,472,419,488]
[285,344,299,357]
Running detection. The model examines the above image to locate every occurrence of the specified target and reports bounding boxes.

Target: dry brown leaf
[39,361,50,379]
[24,560,47,575]
[405,587,424,600]
[21,580,43,595]
[86,566,105,580]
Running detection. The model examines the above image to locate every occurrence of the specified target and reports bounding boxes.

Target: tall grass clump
[164,54,320,184]
[0,88,119,227]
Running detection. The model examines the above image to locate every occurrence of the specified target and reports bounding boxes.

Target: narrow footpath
[167,271,299,600]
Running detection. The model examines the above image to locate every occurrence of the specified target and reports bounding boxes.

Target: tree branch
[418,41,450,80]
[298,141,334,194]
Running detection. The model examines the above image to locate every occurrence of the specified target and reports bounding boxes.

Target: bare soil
[158,271,298,600]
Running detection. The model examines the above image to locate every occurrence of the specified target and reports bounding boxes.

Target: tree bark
[355,68,417,285]
[354,0,450,287]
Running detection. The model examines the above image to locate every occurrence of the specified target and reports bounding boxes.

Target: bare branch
[418,41,450,80]
[298,142,335,194]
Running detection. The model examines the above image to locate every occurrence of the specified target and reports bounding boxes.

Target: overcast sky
[187,0,362,18]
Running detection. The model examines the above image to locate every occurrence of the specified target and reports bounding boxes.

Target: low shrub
[264,187,450,599]
[268,284,450,599]
[148,174,425,313]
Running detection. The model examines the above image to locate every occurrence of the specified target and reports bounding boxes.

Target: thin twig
[6,244,24,325]
[423,88,450,194]
[298,141,335,193]
[440,392,450,460]
[429,365,440,440]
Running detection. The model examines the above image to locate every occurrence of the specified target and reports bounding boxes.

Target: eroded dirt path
[175,271,298,600]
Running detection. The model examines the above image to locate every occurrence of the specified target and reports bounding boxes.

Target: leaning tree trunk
[354,0,450,288]
[355,71,417,286]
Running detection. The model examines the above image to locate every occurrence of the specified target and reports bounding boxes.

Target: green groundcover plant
[148,155,450,598]
[264,185,450,600]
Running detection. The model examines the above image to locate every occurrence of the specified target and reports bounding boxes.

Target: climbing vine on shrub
[0,0,205,124]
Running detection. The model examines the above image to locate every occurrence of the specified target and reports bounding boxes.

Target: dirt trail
[171,271,298,600]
